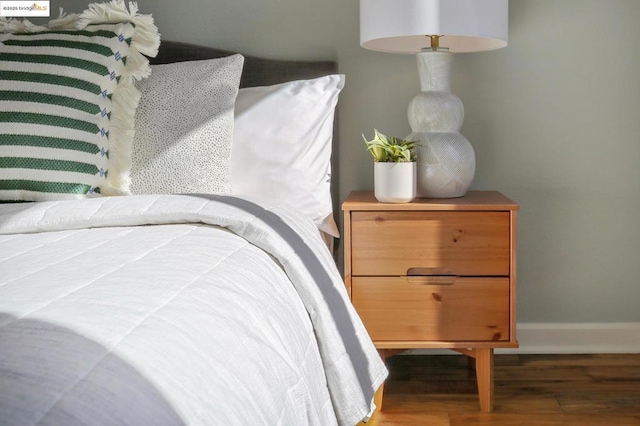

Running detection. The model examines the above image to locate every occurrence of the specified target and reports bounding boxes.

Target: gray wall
[51,0,640,324]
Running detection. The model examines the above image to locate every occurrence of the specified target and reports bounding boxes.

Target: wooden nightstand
[342,190,518,413]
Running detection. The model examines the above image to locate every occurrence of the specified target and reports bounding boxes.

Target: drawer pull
[405,275,458,286]
[407,267,455,276]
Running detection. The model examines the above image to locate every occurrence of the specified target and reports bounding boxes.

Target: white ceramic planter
[374,162,416,203]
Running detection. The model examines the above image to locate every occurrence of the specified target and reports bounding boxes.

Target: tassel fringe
[0,17,48,33]
[75,0,160,195]
[104,78,140,195]
[48,8,80,30]
[76,0,160,83]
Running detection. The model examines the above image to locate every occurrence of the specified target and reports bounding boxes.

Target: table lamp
[360,0,508,198]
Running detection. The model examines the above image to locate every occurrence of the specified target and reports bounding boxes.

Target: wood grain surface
[360,353,640,425]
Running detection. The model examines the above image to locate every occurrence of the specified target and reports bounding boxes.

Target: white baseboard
[500,322,640,354]
[404,322,640,355]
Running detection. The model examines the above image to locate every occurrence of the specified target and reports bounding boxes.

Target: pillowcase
[0,0,159,201]
[130,55,244,195]
[232,74,345,237]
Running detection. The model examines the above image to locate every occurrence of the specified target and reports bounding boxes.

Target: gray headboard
[150,41,340,243]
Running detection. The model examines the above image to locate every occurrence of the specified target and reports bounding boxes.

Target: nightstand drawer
[351,211,510,276]
[352,276,510,341]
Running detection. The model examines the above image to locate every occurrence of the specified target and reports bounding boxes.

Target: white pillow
[232,74,345,237]
[130,55,244,195]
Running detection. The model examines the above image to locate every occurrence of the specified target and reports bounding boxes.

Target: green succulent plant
[363,129,417,162]
[362,129,417,163]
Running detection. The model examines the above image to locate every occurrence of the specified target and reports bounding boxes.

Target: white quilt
[0,194,387,426]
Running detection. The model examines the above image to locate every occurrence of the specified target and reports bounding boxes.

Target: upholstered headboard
[151,41,337,88]
[149,41,341,243]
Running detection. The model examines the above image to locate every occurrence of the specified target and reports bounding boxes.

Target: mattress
[0,194,387,425]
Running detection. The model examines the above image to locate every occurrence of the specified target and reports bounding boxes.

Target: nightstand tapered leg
[476,348,494,412]
[372,348,400,412]
[373,382,384,411]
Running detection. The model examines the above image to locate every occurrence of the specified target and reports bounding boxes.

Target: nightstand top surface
[342,190,518,212]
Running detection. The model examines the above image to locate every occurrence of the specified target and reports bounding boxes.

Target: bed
[0,2,387,425]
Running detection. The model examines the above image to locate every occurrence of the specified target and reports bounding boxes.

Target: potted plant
[363,129,417,203]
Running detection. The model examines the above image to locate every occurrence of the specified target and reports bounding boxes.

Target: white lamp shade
[360,0,508,54]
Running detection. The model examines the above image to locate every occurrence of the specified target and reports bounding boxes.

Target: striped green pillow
[0,1,159,201]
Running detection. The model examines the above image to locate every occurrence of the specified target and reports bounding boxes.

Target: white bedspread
[0,194,387,426]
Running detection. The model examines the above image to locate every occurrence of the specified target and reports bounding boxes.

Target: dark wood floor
[365,353,640,425]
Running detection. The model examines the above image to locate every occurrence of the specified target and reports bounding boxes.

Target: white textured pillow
[232,75,345,237]
[130,55,244,195]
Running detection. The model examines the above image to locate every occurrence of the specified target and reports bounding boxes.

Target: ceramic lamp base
[410,131,475,198]
[409,50,475,198]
